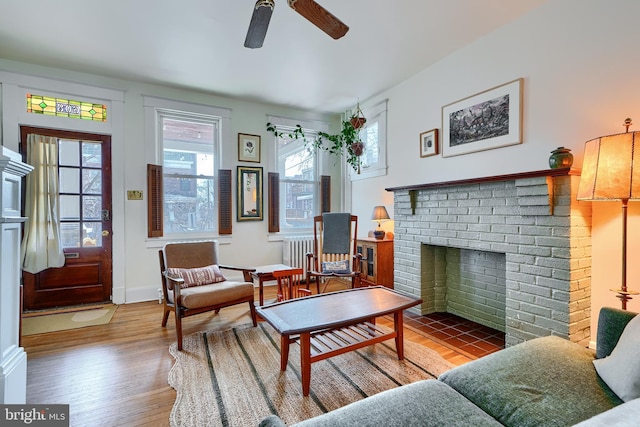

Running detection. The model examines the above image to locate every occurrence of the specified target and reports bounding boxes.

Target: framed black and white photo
[442,78,523,157]
[238,133,261,163]
[419,128,438,158]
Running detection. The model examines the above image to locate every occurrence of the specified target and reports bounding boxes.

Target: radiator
[283,236,314,276]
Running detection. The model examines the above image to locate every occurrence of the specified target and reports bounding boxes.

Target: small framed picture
[238,133,261,163]
[419,129,439,158]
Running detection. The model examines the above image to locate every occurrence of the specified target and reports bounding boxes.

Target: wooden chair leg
[161,306,170,326]
[249,301,257,327]
[175,311,184,351]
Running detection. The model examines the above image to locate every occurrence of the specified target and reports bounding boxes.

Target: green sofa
[259,307,639,426]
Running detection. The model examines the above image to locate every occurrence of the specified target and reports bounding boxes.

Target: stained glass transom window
[27,93,107,122]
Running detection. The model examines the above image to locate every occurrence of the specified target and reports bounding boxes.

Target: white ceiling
[0,0,547,113]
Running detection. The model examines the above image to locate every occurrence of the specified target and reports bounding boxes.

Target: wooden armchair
[306,213,362,294]
[159,240,257,350]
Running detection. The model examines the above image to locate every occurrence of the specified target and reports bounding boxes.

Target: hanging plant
[267,117,365,173]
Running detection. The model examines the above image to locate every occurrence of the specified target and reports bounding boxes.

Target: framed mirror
[237,166,263,221]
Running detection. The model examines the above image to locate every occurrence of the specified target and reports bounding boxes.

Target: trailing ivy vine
[266,120,363,172]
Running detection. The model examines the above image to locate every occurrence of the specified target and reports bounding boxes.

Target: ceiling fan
[244,0,349,49]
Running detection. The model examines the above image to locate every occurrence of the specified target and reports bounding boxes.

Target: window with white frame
[350,100,388,180]
[159,111,220,234]
[276,126,319,231]
[144,96,230,238]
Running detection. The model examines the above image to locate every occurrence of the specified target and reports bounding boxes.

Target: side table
[250,264,294,306]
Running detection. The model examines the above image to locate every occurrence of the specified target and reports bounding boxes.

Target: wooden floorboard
[22,283,473,427]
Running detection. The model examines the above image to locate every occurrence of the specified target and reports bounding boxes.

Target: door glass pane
[59,167,80,193]
[82,222,102,247]
[82,141,102,167]
[83,196,102,220]
[60,195,80,220]
[59,140,80,166]
[60,223,81,248]
[83,169,102,194]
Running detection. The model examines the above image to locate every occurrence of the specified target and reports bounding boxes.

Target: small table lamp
[577,119,640,309]
[371,205,390,240]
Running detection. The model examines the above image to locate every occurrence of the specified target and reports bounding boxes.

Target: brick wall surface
[392,175,592,347]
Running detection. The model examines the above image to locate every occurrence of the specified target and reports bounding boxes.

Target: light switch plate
[127,190,143,200]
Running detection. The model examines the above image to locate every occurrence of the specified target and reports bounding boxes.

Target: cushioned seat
[168,280,255,309]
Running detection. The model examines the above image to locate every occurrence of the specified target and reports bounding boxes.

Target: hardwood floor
[22,283,474,427]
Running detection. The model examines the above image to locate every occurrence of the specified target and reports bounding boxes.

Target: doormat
[22,304,118,335]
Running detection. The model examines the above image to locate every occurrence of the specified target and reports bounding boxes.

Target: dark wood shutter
[147,164,163,238]
[268,172,280,232]
[218,169,232,235]
[321,175,331,213]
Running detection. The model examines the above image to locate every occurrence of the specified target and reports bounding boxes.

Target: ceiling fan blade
[288,0,349,40]
[244,0,275,49]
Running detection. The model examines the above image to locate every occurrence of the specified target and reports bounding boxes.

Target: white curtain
[20,134,65,274]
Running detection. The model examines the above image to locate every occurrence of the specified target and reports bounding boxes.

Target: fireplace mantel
[385,167,576,192]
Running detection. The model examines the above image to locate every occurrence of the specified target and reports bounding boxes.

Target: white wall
[350,0,640,334]
[0,59,340,304]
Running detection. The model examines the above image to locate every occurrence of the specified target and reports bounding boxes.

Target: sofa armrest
[596,307,638,359]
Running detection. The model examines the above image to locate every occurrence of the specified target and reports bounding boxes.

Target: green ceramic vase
[549,147,573,169]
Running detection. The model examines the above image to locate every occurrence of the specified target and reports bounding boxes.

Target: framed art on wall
[238,133,261,163]
[441,78,523,157]
[419,128,438,157]
[237,166,263,221]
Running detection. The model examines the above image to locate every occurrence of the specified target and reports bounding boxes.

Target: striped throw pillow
[166,264,226,288]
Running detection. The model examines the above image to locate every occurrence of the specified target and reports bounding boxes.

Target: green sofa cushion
[261,380,503,427]
[596,307,637,359]
[439,336,622,427]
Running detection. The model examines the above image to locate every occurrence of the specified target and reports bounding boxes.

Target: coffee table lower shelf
[281,321,400,396]
[305,322,392,359]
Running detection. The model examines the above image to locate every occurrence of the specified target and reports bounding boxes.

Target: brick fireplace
[386,169,592,347]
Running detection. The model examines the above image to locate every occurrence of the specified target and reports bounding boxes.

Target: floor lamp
[577,121,640,309]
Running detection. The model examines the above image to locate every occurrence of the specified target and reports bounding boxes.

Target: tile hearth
[405,312,505,358]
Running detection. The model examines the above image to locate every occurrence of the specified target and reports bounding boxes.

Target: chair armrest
[218,265,256,282]
[164,272,184,291]
[352,252,363,273]
[163,272,183,306]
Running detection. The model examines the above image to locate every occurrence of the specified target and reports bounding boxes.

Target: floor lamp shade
[577,130,640,309]
[577,132,640,201]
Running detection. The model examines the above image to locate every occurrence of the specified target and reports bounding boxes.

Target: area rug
[22,305,118,335]
[169,322,455,427]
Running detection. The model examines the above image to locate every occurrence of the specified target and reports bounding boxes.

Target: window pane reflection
[83,169,102,194]
[82,142,102,167]
[83,196,102,220]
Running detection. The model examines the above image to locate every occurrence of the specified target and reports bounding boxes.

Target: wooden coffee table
[256,286,422,396]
